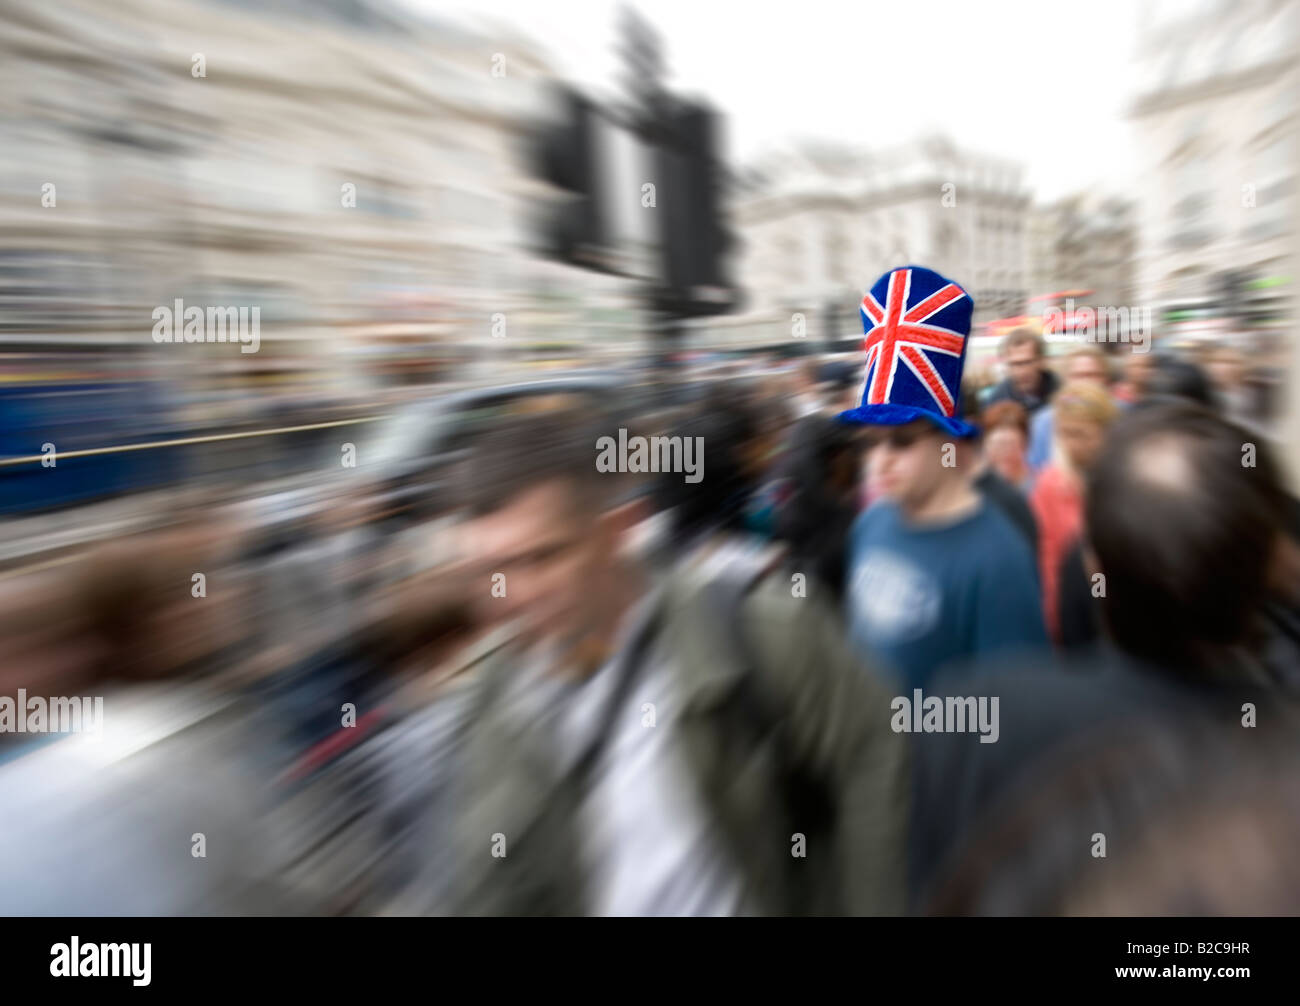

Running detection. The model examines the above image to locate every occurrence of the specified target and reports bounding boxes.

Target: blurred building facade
[719,136,1030,353]
[1026,194,1139,314]
[1129,0,1296,344]
[0,0,646,416]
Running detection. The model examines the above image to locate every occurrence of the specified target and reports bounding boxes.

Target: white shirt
[506,590,746,916]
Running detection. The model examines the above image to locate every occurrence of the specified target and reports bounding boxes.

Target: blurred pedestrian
[409,407,906,916]
[909,401,1300,911]
[1026,345,1112,472]
[771,413,861,601]
[1028,381,1118,643]
[1111,348,1155,405]
[840,267,1047,690]
[820,359,861,415]
[980,400,1033,492]
[954,393,1038,559]
[984,327,1059,417]
[1142,353,1215,408]
[1087,401,1290,680]
[0,517,298,915]
[1204,342,1267,433]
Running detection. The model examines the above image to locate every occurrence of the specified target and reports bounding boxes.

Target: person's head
[1143,353,1215,407]
[862,419,972,513]
[1000,327,1046,396]
[980,400,1030,484]
[1053,381,1118,473]
[711,382,785,482]
[458,409,635,655]
[1122,349,1156,397]
[68,509,250,681]
[821,360,859,413]
[786,414,861,500]
[655,401,756,545]
[1063,346,1110,387]
[1085,402,1289,672]
[1206,344,1246,392]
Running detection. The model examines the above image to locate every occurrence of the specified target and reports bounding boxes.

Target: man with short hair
[1085,401,1288,677]
[840,267,1047,691]
[985,326,1060,417]
[907,402,1300,909]
[404,408,907,916]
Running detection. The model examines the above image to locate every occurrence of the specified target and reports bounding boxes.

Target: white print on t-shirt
[853,550,941,643]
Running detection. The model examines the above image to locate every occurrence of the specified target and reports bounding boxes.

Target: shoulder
[1032,464,1078,510]
[851,500,896,540]
[971,495,1021,536]
[976,467,1021,507]
[985,380,1010,401]
[1028,463,1062,500]
[978,469,1036,526]
[970,499,1036,568]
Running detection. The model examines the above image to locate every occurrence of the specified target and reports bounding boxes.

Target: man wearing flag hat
[838,266,1047,690]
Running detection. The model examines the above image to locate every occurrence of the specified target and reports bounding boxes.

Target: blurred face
[1126,352,1154,394]
[1208,352,1244,390]
[1004,342,1043,395]
[985,426,1027,483]
[1057,416,1106,472]
[1066,354,1108,387]
[464,481,612,653]
[863,420,948,509]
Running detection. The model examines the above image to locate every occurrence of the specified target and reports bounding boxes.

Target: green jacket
[443,562,909,916]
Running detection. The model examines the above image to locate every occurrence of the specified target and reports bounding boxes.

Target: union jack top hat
[838,265,978,438]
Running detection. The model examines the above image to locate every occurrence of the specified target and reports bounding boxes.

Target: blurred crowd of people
[2,323,1299,916]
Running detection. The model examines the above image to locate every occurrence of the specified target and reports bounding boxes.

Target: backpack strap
[701,561,837,914]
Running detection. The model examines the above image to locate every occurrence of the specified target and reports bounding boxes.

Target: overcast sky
[407,0,1144,202]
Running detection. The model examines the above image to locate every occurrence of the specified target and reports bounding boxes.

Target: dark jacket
[985,368,1060,417]
[907,650,1298,912]
[973,467,1038,562]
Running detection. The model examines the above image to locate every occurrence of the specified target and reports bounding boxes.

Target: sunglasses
[863,426,932,451]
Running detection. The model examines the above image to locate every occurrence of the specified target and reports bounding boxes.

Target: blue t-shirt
[1027,406,1054,473]
[846,498,1048,689]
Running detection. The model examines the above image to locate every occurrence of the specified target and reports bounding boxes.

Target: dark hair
[1142,354,1215,407]
[1084,401,1287,671]
[654,388,764,544]
[455,408,614,517]
[819,360,858,391]
[773,415,859,599]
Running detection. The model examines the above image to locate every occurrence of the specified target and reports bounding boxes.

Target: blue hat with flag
[837,265,978,439]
